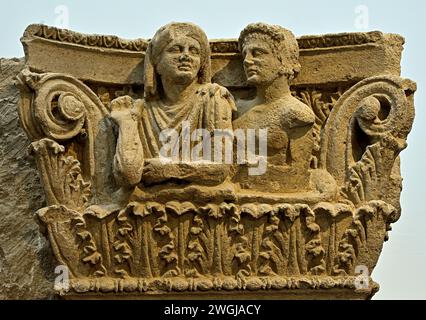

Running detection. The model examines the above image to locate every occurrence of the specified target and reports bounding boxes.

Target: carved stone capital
[17,23,415,299]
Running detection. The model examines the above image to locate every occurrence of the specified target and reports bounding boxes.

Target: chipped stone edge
[22,24,401,55]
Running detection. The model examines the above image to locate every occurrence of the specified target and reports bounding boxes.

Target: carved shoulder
[132,98,145,119]
[198,83,235,107]
[281,96,315,129]
[198,83,236,129]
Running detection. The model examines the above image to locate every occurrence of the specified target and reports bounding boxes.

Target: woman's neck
[161,78,200,105]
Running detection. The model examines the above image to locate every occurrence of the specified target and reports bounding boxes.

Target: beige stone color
[16,22,415,299]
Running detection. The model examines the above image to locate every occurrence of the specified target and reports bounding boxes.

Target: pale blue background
[1,0,425,299]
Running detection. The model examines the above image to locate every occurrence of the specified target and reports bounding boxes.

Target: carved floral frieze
[17,22,415,299]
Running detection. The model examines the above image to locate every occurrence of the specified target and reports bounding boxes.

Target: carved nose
[243,58,254,68]
[179,52,190,62]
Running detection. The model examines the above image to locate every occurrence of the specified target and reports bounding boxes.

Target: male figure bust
[233,23,316,193]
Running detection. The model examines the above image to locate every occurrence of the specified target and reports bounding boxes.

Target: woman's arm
[110,96,144,187]
[142,159,231,186]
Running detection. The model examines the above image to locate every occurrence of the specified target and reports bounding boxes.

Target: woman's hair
[238,23,301,81]
[144,22,211,100]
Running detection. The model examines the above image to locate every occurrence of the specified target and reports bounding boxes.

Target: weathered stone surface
[0,58,55,299]
[22,25,403,87]
[0,21,415,300]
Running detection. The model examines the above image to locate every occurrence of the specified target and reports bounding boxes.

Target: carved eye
[168,45,182,53]
[189,46,200,55]
[252,48,265,57]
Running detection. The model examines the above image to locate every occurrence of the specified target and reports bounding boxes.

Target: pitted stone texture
[0,58,55,299]
[10,22,416,300]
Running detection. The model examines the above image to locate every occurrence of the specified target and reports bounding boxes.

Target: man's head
[238,23,301,86]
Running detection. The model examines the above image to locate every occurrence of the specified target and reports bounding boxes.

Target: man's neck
[256,76,291,104]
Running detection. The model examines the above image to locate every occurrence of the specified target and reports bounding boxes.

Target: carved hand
[111,96,144,186]
[110,96,142,125]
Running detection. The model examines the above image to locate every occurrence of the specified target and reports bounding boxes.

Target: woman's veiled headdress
[144,22,212,100]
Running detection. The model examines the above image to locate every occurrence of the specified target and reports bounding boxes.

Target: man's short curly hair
[238,23,301,81]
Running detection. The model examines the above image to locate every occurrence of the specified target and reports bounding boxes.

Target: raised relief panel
[17,22,415,299]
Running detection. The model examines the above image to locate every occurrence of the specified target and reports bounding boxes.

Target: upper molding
[23,24,149,52]
[23,24,403,54]
[21,24,405,86]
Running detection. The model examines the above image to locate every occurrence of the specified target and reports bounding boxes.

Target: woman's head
[238,23,301,85]
[144,22,211,100]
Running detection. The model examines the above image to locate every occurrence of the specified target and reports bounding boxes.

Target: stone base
[60,276,379,300]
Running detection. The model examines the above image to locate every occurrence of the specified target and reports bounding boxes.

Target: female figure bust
[111,22,235,188]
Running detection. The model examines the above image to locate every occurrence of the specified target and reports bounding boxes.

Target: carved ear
[278,67,286,77]
[278,66,292,80]
[292,62,302,80]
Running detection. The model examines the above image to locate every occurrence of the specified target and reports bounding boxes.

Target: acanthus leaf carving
[16,22,415,299]
[29,138,90,211]
[319,76,415,234]
[18,69,115,203]
[37,205,107,280]
[294,88,344,169]
[333,201,397,276]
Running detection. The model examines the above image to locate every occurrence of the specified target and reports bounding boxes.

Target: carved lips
[246,68,258,77]
[177,63,193,71]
